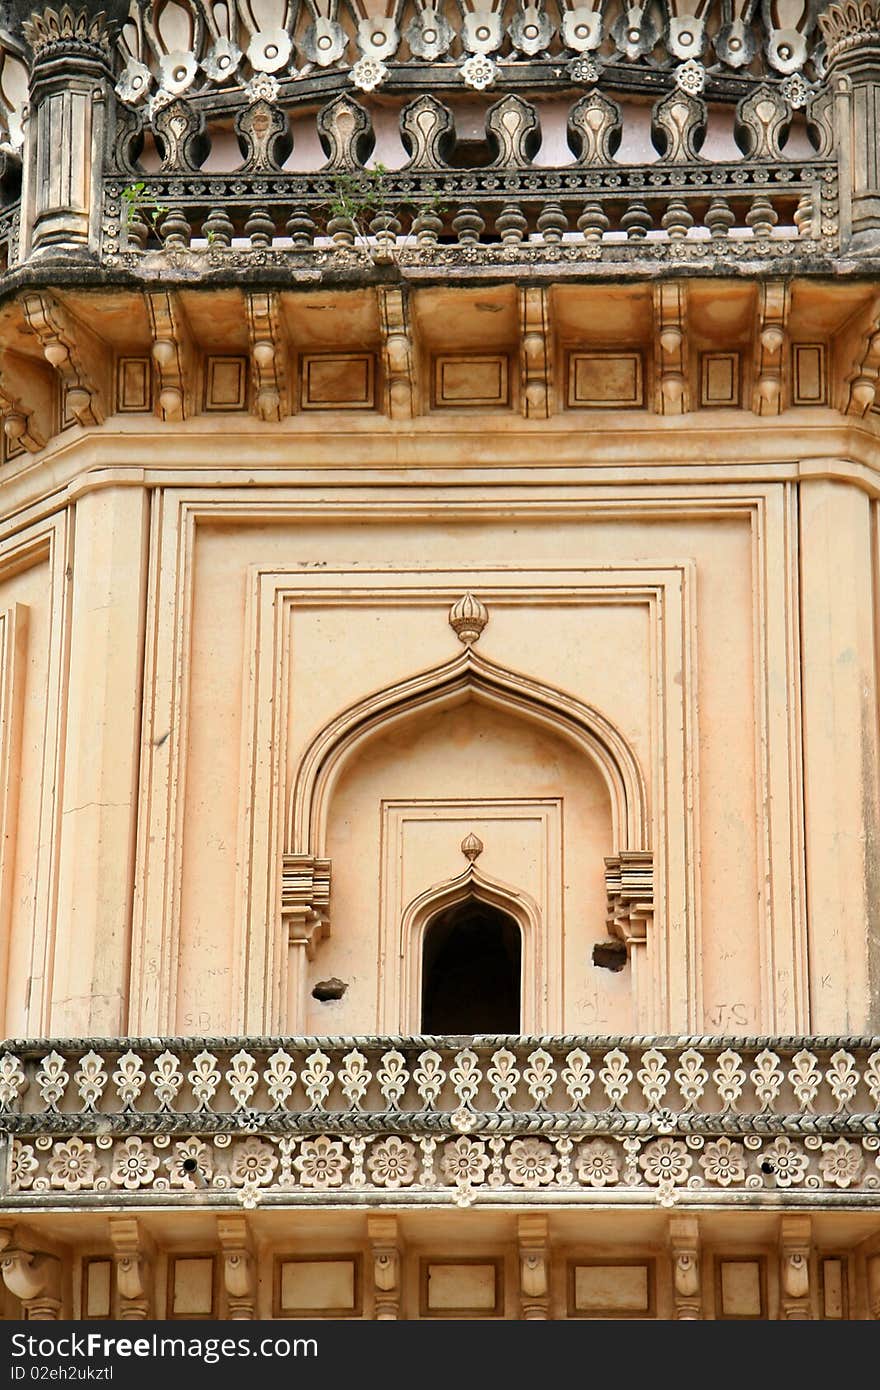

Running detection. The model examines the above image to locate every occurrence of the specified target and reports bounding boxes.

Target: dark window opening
[421,897,522,1034]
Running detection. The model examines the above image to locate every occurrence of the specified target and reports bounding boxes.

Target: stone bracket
[0,351,47,453]
[752,280,789,415]
[368,1215,403,1320]
[669,1214,701,1320]
[22,290,107,428]
[654,281,689,415]
[377,286,416,421]
[281,854,331,950]
[605,850,654,947]
[218,1215,255,1320]
[146,290,196,422]
[518,1214,550,1320]
[109,1215,153,1321]
[246,291,290,422]
[520,286,551,419]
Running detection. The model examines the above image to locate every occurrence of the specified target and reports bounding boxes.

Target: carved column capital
[0,1247,61,1319]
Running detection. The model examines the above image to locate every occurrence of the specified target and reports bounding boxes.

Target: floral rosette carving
[639,1138,692,1188]
[504,1137,559,1188]
[48,1137,97,1192]
[818,1139,864,1189]
[761,1136,808,1187]
[10,1141,38,1190]
[293,1136,349,1188]
[231,1136,278,1187]
[165,1137,213,1188]
[699,1137,746,1187]
[441,1136,489,1186]
[576,1138,620,1187]
[111,1137,160,1190]
[367,1136,419,1189]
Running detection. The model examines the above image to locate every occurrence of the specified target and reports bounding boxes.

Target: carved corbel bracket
[520,286,551,420]
[843,297,880,415]
[21,291,107,428]
[605,850,653,948]
[377,287,417,420]
[752,281,789,416]
[669,1215,701,1320]
[218,1215,255,1320]
[0,1228,62,1319]
[654,282,689,415]
[146,291,195,422]
[246,291,290,421]
[368,1216,403,1320]
[517,1214,550,1320]
[0,354,45,454]
[109,1215,153,1320]
[282,854,331,951]
[780,1215,812,1320]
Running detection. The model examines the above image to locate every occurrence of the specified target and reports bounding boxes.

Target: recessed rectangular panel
[84,1259,112,1319]
[718,1259,764,1319]
[302,353,375,410]
[700,352,740,407]
[117,356,153,413]
[205,356,248,412]
[821,1258,846,1319]
[275,1257,361,1317]
[433,354,509,408]
[170,1256,216,1318]
[569,1262,653,1317]
[421,1259,502,1316]
[567,352,643,408]
[792,343,826,405]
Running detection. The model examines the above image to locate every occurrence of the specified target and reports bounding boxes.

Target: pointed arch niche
[283,645,652,1033]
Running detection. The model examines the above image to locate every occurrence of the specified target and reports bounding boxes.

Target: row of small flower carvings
[9,1131,879,1207]
[3,1042,880,1119]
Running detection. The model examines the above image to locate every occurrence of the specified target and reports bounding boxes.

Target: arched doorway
[421,896,522,1034]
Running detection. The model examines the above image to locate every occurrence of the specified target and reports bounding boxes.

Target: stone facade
[0,0,878,1320]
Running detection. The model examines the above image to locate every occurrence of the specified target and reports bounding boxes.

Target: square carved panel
[700,352,740,408]
[168,1255,218,1319]
[567,352,643,408]
[716,1258,765,1319]
[274,1256,361,1317]
[433,354,510,408]
[792,343,827,406]
[204,356,248,412]
[116,356,153,413]
[301,353,376,410]
[568,1261,654,1317]
[420,1258,503,1317]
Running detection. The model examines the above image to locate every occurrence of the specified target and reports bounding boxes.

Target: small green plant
[121,181,168,232]
[323,165,446,259]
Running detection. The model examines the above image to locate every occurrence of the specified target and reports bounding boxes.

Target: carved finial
[449,592,488,646]
[461,832,484,862]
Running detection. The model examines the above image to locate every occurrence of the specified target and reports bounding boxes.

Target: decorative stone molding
[109,1214,152,1320]
[669,1214,701,1319]
[368,1215,402,1320]
[3,1038,880,1213]
[19,3,123,59]
[820,0,880,67]
[281,854,331,1029]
